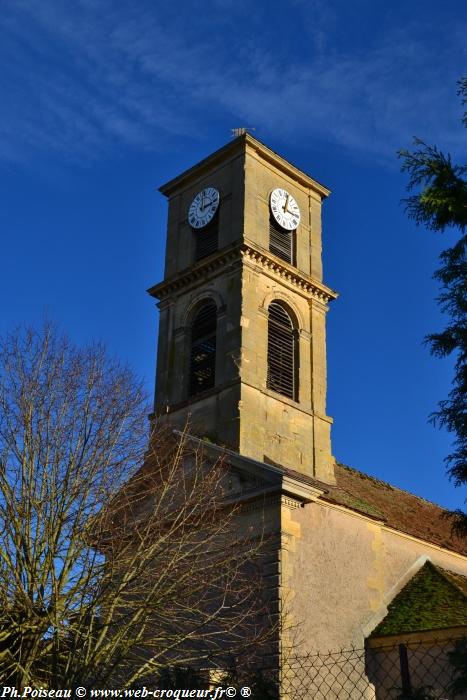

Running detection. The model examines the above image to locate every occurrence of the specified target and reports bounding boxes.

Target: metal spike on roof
[230,127,256,137]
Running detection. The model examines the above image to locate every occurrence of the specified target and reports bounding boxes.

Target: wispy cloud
[1,0,465,166]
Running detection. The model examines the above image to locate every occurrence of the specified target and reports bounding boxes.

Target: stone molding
[171,430,326,507]
[155,373,333,423]
[148,246,241,301]
[221,489,313,518]
[180,289,226,326]
[241,243,337,305]
[258,289,305,330]
[148,241,338,306]
[159,132,330,199]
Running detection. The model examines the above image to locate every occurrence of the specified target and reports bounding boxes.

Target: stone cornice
[172,430,327,507]
[241,243,338,304]
[147,244,240,300]
[244,135,330,198]
[158,133,330,200]
[237,492,305,514]
[147,242,338,305]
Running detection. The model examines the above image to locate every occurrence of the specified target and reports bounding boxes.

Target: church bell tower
[148,134,337,484]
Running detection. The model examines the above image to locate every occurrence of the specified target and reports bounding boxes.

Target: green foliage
[400,141,466,231]
[398,77,467,535]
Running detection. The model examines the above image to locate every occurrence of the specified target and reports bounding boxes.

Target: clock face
[270,188,301,231]
[188,187,220,229]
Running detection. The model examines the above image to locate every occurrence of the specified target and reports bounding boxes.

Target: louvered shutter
[269,216,294,264]
[267,302,297,400]
[195,218,218,261]
[189,302,217,396]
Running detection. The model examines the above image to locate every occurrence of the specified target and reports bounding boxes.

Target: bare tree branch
[0,323,273,688]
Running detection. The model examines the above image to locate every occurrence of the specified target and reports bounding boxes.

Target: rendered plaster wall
[281,500,467,652]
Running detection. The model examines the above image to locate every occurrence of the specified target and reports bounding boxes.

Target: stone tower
[148,134,337,483]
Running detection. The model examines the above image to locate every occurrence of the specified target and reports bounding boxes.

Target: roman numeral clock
[188,187,220,229]
[270,187,301,230]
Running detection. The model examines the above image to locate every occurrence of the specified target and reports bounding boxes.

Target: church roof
[369,561,467,637]
[174,432,467,557]
[281,462,467,556]
[330,463,467,554]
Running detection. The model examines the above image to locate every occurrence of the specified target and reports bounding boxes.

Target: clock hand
[283,194,290,213]
[203,198,216,210]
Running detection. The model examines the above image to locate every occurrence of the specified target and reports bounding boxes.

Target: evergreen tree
[398,78,467,534]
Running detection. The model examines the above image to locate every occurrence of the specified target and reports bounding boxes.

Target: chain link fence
[119,636,467,699]
[279,636,467,699]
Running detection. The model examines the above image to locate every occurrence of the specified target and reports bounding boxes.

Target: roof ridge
[435,564,467,599]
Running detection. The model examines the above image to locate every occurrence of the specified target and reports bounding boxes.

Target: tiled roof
[279,461,467,555]
[326,463,467,556]
[179,433,467,557]
[442,567,467,596]
[370,561,467,636]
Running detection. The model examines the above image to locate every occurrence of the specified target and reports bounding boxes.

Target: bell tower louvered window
[189,301,217,397]
[269,215,295,265]
[195,217,219,261]
[267,302,298,400]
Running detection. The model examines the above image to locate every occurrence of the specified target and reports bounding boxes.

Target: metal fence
[279,637,467,699]
[134,636,467,699]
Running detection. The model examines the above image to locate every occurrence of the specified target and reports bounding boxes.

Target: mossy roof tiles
[332,463,467,556]
[370,562,467,637]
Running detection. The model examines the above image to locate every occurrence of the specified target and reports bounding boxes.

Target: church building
[147,133,467,694]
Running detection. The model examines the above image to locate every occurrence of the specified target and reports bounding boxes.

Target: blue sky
[1,0,466,511]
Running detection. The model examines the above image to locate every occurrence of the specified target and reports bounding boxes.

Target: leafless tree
[0,324,272,688]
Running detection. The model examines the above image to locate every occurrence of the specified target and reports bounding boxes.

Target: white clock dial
[188,187,220,229]
[270,188,301,231]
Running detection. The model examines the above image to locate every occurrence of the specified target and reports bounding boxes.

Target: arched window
[269,215,295,265]
[267,302,298,400]
[189,301,217,396]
